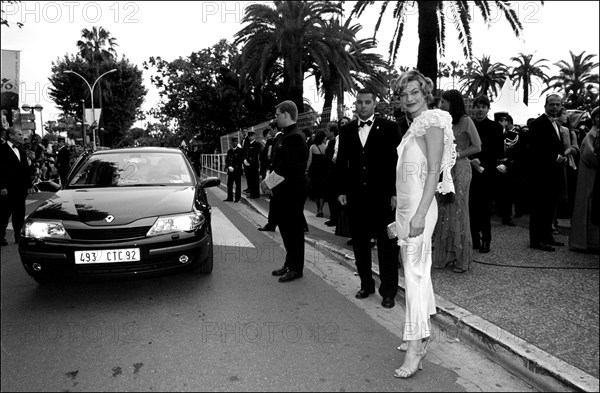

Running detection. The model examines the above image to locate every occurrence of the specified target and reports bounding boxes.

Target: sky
[2,0,599,131]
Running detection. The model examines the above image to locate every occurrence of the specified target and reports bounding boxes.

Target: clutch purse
[386,222,398,239]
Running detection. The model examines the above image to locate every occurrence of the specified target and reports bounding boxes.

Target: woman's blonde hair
[391,69,435,104]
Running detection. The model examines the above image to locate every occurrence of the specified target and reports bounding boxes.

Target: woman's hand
[408,212,426,238]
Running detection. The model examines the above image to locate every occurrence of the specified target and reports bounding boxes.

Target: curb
[213,180,599,392]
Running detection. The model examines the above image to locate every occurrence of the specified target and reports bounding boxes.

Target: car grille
[67,226,152,241]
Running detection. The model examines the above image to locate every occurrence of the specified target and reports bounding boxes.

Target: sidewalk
[211,173,599,392]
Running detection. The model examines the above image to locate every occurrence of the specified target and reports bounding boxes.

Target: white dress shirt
[358,115,375,147]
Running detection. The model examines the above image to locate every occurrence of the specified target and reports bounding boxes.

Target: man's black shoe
[547,240,564,247]
[1,238,7,247]
[324,220,336,227]
[382,297,395,308]
[502,220,516,227]
[479,241,490,253]
[278,270,302,282]
[530,243,555,252]
[259,225,276,232]
[272,266,289,276]
[223,199,233,202]
[355,289,375,299]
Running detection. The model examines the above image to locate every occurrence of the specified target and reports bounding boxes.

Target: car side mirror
[200,177,220,189]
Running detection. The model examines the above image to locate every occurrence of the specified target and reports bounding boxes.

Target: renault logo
[105,215,115,223]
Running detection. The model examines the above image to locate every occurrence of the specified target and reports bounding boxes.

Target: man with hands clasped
[469,96,506,253]
[528,94,568,251]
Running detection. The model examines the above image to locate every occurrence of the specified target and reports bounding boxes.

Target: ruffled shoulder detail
[409,109,457,194]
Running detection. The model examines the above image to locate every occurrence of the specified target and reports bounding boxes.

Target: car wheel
[195,233,214,274]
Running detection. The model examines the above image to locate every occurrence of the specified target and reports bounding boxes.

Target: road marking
[211,207,254,248]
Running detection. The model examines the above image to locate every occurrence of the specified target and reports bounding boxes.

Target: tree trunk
[321,88,334,125]
[416,2,438,90]
[523,79,529,106]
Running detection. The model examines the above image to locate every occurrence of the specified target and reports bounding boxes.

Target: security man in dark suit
[224,137,244,202]
[1,127,32,246]
[336,88,402,308]
[268,100,308,283]
[469,96,506,253]
[528,93,567,251]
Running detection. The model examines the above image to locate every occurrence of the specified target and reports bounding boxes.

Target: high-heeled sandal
[393,349,426,378]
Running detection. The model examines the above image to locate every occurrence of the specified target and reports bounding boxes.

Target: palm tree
[459,55,507,99]
[449,60,465,90]
[509,53,549,106]
[351,1,527,89]
[313,18,389,122]
[543,50,599,109]
[76,26,119,117]
[234,1,344,112]
[437,61,450,90]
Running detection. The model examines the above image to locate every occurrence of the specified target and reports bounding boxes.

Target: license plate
[75,248,141,264]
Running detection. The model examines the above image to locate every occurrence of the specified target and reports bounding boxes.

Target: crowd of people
[219,70,598,378]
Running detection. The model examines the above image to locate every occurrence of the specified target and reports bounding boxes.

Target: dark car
[18,147,220,284]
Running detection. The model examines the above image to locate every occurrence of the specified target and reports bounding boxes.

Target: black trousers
[245,166,260,197]
[348,193,399,299]
[0,191,27,241]
[273,186,307,274]
[227,173,241,201]
[529,178,560,245]
[469,172,493,245]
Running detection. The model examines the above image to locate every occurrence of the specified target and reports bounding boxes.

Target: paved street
[1,189,534,392]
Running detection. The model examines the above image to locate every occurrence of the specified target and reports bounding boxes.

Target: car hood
[30,187,196,225]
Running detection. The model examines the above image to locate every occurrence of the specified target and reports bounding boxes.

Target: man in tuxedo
[1,127,32,246]
[224,137,244,202]
[269,100,308,282]
[258,122,283,232]
[469,96,506,253]
[528,94,567,251]
[336,88,402,308]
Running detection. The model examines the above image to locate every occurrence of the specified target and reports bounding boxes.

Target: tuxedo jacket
[471,117,505,175]
[0,143,32,197]
[336,116,402,213]
[528,114,566,184]
[270,124,307,192]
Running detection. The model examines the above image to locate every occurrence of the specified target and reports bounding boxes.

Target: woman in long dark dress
[433,90,481,273]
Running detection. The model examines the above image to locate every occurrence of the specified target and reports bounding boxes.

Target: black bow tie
[358,120,373,128]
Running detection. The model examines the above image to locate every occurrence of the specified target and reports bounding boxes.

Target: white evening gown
[395,109,455,341]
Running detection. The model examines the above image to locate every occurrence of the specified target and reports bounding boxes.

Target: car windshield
[68,151,193,188]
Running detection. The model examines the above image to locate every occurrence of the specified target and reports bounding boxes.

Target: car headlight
[146,212,206,236]
[24,220,71,240]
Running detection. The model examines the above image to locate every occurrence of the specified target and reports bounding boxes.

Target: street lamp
[80,99,86,146]
[21,103,36,138]
[34,104,43,136]
[64,68,117,150]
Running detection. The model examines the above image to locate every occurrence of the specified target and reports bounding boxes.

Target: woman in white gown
[392,70,456,378]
